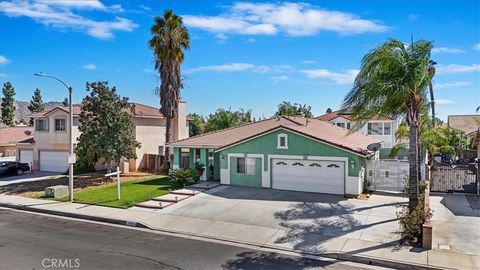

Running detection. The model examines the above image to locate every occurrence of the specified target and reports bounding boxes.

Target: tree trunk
[409,124,419,209]
[162,116,172,172]
[429,82,435,128]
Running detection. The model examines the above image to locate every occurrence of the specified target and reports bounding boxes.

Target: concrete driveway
[0,171,62,186]
[152,186,405,254]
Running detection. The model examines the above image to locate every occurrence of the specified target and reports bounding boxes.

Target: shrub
[168,169,196,188]
[397,181,433,243]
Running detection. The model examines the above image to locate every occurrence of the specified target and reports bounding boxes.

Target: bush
[168,169,196,188]
[397,181,433,242]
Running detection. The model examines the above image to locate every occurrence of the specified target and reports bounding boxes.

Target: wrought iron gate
[366,159,409,193]
[430,165,477,193]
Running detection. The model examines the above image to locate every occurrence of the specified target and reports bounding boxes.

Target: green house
[169,116,381,196]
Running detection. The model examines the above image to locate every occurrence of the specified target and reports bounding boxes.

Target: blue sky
[0,0,479,121]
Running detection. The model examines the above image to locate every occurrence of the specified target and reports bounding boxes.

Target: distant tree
[188,113,206,136]
[62,97,69,107]
[76,81,140,173]
[326,108,333,113]
[275,101,313,118]
[205,108,252,132]
[1,82,16,126]
[28,88,45,125]
[17,118,28,126]
[149,9,190,171]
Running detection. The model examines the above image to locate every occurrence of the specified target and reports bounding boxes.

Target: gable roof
[316,109,392,122]
[168,116,382,156]
[447,115,479,134]
[0,126,33,146]
[30,103,165,118]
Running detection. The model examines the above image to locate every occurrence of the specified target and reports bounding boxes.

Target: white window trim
[277,133,288,149]
[35,119,49,132]
[54,117,67,132]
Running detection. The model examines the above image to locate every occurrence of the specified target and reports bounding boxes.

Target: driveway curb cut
[0,202,452,270]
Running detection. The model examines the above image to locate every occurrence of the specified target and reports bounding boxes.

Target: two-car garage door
[40,151,69,173]
[272,159,345,195]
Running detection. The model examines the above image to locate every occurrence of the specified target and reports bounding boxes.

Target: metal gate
[366,159,409,193]
[430,165,477,193]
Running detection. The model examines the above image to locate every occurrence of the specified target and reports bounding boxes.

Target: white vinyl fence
[366,159,410,193]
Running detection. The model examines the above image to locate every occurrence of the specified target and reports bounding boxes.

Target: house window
[367,123,383,135]
[55,118,66,131]
[336,123,345,128]
[346,123,351,130]
[277,134,288,149]
[236,157,256,175]
[35,119,48,131]
[384,122,391,135]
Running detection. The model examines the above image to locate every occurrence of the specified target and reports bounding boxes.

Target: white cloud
[138,4,151,12]
[186,63,293,74]
[436,99,455,105]
[435,81,472,89]
[0,1,137,39]
[142,68,155,74]
[302,60,316,64]
[0,55,10,65]
[408,14,419,22]
[183,2,388,38]
[0,73,6,78]
[474,43,480,51]
[271,75,289,83]
[83,63,96,70]
[245,38,257,43]
[300,69,359,85]
[437,64,480,74]
[432,47,464,54]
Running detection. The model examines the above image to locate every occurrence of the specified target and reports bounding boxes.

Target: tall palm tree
[343,39,433,209]
[149,10,190,170]
[428,60,437,128]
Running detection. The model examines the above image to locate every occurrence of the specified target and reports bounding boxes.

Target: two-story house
[316,108,401,158]
[16,101,189,172]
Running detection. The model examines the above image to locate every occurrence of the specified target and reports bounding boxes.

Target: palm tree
[428,60,437,128]
[343,39,434,209]
[149,10,190,170]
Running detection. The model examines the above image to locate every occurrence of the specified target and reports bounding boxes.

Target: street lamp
[34,72,74,202]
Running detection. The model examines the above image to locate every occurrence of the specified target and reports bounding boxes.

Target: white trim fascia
[277,133,288,149]
[214,127,370,157]
[167,145,219,149]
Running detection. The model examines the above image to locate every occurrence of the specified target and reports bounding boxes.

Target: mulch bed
[0,175,115,195]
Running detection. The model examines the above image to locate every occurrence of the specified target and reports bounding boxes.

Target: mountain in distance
[13,100,65,122]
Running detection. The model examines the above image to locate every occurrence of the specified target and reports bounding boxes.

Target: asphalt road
[0,209,387,270]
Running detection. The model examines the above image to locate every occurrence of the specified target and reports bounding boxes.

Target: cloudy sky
[0,0,479,120]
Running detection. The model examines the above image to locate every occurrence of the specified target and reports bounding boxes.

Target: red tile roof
[169,116,382,156]
[30,103,164,118]
[0,126,34,145]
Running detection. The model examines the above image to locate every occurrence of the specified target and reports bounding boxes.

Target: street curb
[0,202,451,270]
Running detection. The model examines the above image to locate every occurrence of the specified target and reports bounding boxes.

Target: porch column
[173,147,181,170]
[199,148,209,181]
[213,152,220,180]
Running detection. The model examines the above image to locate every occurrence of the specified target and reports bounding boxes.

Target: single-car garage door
[272,159,345,195]
[40,151,68,172]
[19,150,33,165]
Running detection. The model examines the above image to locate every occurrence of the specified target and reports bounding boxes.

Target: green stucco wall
[229,157,262,187]
[219,129,365,177]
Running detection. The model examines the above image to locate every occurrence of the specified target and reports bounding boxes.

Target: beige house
[17,101,189,172]
[0,126,33,160]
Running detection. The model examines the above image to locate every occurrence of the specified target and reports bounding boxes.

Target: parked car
[0,161,30,176]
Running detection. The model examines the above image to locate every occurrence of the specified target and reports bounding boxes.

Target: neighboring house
[0,126,33,159]
[17,101,189,172]
[316,108,401,159]
[448,114,480,143]
[168,115,381,196]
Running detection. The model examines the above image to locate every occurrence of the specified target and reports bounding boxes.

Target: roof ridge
[170,116,278,144]
[132,102,159,111]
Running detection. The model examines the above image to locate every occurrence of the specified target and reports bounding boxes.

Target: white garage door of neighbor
[40,151,69,172]
[272,159,345,195]
[19,150,33,165]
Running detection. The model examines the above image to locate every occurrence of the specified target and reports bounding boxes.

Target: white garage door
[19,150,33,165]
[40,151,69,172]
[272,159,345,195]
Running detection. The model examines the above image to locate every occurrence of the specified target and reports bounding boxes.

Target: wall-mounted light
[350,160,355,169]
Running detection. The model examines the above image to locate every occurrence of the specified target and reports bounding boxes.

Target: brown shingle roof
[30,103,164,118]
[448,115,479,134]
[0,126,34,145]
[169,116,382,156]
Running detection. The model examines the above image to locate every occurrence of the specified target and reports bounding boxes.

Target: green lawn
[57,175,181,208]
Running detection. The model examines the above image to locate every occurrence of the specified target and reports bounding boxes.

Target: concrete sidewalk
[0,192,478,270]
